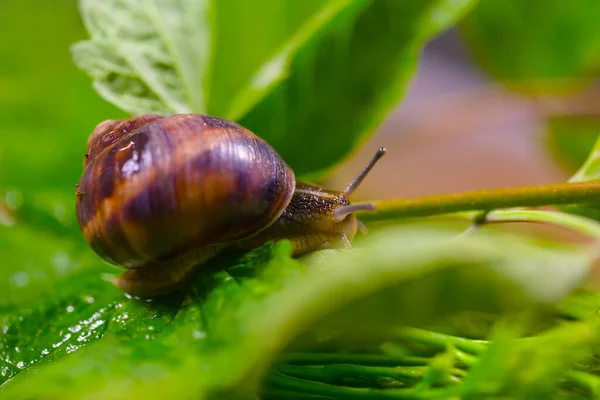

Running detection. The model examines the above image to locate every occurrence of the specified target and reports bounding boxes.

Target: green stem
[450,348,477,369]
[359,181,600,221]
[394,327,488,355]
[564,370,600,396]
[280,353,430,367]
[277,364,466,386]
[483,209,600,239]
[266,371,462,399]
[261,388,334,399]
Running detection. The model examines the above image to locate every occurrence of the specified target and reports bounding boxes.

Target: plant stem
[394,327,488,355]
[261,388,334,400]
[483,209,600,239]
[449,348,477,369]
[564,370,600,396]
[266,371,462,399]
[280,353,431,367]
[358,181,600,221]
[277,364,466,385]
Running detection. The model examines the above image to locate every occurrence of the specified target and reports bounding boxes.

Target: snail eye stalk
[334,147,387,222]
[343,147,387,196]
[333,203,375,222]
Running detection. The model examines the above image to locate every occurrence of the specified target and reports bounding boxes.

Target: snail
[75,114,385,296]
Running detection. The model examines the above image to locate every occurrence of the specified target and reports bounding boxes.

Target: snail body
[76,114,384,296]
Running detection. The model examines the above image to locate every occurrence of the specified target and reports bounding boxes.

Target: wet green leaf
[0,223,100,308]
[0,226,594,399]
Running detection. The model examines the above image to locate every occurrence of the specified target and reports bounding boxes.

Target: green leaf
[1,226,594,399]
[206,0,358,121]
[240,0,478,178]
[557,289,600,321]
[462,320,600,399]
[0,223,99,308]
[558,134,600,220]
[0,187,97,307]
[460,0,600,94]
[568,135,600,184]
[73,0,477,177]
[301,229,592,334]
[71,0,357,117]
[73,0,214,115]
[546,117,600,173]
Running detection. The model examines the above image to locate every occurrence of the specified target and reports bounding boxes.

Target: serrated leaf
[71,0,351,118]
[1,226,594,399]
[73,0,213,115]
[460,0,600,94]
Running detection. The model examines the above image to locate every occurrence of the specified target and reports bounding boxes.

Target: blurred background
[329,29,600,201]
[2,1,600,239]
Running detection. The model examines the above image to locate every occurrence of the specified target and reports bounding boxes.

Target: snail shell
[76,114,295,273]
[76,113,384,296]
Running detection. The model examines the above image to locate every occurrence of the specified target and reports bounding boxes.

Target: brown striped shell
[76,114,295,270]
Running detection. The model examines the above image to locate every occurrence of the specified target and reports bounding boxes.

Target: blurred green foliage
[3,0,600,399]
[461,0,600,94]
[0,1,125,194]
[554,134,600,222]
[547,117,600,173]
